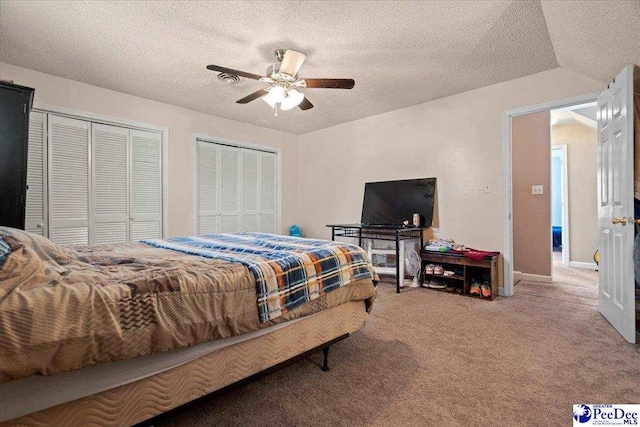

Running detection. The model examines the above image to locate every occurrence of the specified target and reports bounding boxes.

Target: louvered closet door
[259,152,277,233]
[241,150,259,232]
[131,129,162,240]
[25,111,47,235]
[92,124,129,244]
[197,141,218,234]
[219,146,241,232]
[48,115,90,245]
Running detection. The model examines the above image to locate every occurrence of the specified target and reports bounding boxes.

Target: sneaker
[470,280,481,296]
[429,279,447,289]
[480,281,492,298]
[433,265,444,275]
[425,264,435,275]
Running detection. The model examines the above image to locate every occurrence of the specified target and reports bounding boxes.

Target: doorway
[502,92,600,296]
[549,102,599,287]
[509,102,599,293]
[551,145,568,266]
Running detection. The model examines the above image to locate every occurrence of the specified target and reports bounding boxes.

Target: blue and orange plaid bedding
[142,233,378,323]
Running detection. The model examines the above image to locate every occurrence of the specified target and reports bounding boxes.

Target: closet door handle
[130,216,135,221]
[36,223,44,229]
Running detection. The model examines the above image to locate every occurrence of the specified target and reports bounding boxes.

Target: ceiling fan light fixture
[280,89,305,111]
[263,85,286,105]
[262,96,276,109]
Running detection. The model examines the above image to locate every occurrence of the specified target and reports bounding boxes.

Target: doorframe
[551,144,570,267]
[191,133,283,235]
[501,92,600,296]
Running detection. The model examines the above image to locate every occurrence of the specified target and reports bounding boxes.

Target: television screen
[360,178,436,226]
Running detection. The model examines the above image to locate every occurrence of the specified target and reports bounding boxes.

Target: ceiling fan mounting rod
[273,48,287,63]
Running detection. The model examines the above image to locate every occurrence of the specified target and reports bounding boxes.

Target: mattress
[1,300,368,426]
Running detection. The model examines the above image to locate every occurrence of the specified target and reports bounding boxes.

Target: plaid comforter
[142,233,378,323]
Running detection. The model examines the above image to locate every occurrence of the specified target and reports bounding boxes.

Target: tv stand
[326,224,427,293]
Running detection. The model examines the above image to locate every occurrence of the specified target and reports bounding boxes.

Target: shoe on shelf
[433,265,444,275]
[443,270,455,277]
[470,280,481,296]
[480,281,492,298]
[429,279,447,289]
[425,264,435,275]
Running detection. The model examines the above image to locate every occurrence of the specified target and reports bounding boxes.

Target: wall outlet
[532,185,544,195]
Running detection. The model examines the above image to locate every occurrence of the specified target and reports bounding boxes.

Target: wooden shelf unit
[419,251,500,301]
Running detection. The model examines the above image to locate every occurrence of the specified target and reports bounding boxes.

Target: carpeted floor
[156,273,639,427]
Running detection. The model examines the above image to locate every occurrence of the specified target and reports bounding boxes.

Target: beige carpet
[155,274,640,427]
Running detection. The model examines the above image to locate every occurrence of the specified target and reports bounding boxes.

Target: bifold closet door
[25,111,47,235]
[196,140,277,235]
[92,123,129,244]
[197,141,218,234]
[241,150,259,232]
[259,152,277,233]
[131,129,162,240]
[219,146,241,232]
[48,115,90,245]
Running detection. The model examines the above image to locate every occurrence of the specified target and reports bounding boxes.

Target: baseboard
[514,271,552,283]
[513,271,522,283]
[568,261,598,271]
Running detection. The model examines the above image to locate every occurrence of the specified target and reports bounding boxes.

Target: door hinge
[23,104,26,114]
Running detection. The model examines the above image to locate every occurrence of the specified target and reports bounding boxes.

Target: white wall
[297,68,604,255]
[0,62,299,238]
[1,61,606,259]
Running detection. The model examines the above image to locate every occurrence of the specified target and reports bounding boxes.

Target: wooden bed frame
[3,301,368,427]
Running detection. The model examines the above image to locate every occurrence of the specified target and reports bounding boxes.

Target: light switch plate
[532,185,544,195]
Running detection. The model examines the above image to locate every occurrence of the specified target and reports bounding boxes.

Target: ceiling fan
[207,49,355,115]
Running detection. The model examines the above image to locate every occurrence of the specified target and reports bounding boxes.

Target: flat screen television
[360,178,436,226]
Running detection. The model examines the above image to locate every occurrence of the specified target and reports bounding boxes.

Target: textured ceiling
[541,0,640,84]
[0,1,636,134]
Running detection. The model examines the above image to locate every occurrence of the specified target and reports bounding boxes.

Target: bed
[0,227,378,426]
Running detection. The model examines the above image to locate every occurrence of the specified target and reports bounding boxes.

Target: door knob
[612,217,627,225]
[36,223,43,229]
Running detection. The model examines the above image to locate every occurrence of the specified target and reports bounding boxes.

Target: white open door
[597,65,636,343]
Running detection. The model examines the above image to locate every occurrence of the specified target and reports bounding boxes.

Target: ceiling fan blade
[279,50,306,77]
[206,65,264,80]
[303,78,355,89]
[298,97,313,111]
[236,89,269,104]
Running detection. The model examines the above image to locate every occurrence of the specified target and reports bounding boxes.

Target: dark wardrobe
[0,81,35,229]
